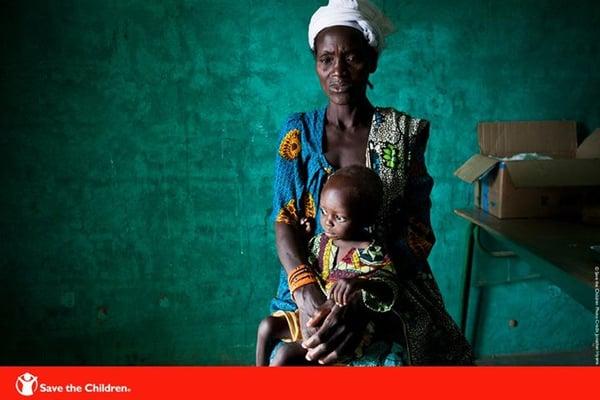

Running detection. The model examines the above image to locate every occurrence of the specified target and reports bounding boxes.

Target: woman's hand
[293,283,327,339]
[275,222,325,337]
[301,296,369,364]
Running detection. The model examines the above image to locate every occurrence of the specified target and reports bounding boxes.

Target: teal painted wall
[1,0,598,364]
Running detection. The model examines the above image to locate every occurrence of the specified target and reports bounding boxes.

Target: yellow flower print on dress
[275,199,298,225]
[279,129,301,160]
[301,192,316,219]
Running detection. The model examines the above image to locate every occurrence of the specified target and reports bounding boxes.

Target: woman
[268,0,473,365]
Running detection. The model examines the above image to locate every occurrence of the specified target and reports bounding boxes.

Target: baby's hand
[330,278,365,307]
[299,217,315,238]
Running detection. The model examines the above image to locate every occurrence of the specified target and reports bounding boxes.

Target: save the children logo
[13,372,132,396]
[15,372,39,396]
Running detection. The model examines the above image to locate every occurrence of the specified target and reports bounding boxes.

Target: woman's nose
[332,57,348,76]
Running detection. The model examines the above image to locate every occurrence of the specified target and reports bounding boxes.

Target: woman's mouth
[329,82,351,93]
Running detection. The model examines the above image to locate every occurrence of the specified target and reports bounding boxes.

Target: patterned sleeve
[307,234,321,266]
[358,246,399,313]
[271,114,307,226]
[398,120,436,273]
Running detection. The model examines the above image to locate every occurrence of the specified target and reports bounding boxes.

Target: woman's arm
[271,115,327,338]
[275,222,326,333]
[396,120,436,272]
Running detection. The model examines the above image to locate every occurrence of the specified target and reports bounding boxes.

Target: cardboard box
[454,121,600,219]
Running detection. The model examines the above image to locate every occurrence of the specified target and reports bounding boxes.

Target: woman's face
[314,26,377,106]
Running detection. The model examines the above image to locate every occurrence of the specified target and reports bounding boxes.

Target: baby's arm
[329,278,392,307]
[329,278,361,306]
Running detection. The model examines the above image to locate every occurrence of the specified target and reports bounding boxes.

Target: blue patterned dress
[269,106,473,365]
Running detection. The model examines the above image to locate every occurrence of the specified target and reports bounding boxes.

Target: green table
[454,208,598,335]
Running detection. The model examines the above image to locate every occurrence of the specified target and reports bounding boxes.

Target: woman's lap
[269,340,406,366]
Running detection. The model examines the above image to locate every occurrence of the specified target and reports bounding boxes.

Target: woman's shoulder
[375,107,429,128]
[373,106,430,144]
[279,107,324,130]
[280,111,305,126]
[277,108,325,146]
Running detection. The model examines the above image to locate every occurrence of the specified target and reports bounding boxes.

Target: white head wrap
[308,0,395,52]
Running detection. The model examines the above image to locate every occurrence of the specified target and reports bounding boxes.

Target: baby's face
[319,186,359,241]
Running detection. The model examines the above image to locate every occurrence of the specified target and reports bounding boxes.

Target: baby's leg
[270,342,311,366]
[256,316,290,366]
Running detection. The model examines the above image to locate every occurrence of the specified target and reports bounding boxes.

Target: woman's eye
[320,57,332,65]
[335,215,347,222]
[347,53,363,63]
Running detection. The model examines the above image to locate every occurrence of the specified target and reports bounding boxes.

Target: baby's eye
[320,208,328,215]
[335,215,347,222]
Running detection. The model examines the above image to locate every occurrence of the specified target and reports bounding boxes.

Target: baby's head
[319,165,383,241]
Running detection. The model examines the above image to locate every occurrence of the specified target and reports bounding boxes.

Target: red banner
[1,367,597,399]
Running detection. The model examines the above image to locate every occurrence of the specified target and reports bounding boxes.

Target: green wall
[1,0,598,364]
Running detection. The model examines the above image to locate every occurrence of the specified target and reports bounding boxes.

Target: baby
[256,165,398,366]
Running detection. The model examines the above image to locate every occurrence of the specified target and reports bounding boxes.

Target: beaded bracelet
[287,264,312,282]
[287,264,318,294]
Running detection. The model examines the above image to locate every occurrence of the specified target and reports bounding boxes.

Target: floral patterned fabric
[308,233,398,312]
[269,106,474,365]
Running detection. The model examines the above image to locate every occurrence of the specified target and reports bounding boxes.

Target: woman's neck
[326,99,374,131]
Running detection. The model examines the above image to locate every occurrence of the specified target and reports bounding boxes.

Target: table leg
[460,223,475,334]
